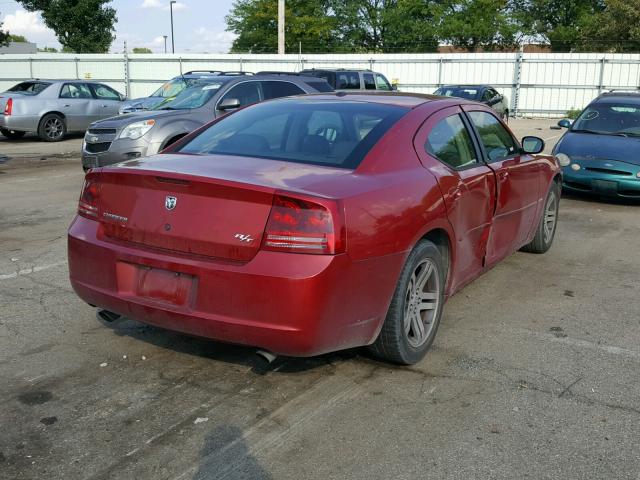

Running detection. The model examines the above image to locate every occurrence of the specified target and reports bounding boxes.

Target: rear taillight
[78,177,101,219]
[262,194,345,255]
[3,98,12,116]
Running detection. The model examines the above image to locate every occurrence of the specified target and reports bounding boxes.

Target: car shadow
[192,425,273,480]
[97,314,363,375]
[561,189,640,206]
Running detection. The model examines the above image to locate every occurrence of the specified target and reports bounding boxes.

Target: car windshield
[7,81,51,95]
[150,76,217,99]
[572,103,640,136]
[154,82,224,110]
[434,87,479,100]
[177,100,408,169]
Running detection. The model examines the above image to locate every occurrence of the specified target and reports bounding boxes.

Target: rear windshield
[434,87,479,100]
[572,103,640,136]
[178,100,408,168]
[8,81,51,95]
[304,80,333,93]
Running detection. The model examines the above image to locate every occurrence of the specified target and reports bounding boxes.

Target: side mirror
[557,119,572,129]
[218,98,241,111]
[391,84,398,91]
[521,136,545,154]
[119,93,126,101]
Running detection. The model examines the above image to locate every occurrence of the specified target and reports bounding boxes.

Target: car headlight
[556,153,571,167]
[118,119,155,140]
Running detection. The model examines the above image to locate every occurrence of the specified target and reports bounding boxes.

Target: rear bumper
[0,114,39,132]
[562,164,640,198]
[68,215,403,356]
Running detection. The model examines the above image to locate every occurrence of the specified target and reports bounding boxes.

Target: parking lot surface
[1,120,639,480]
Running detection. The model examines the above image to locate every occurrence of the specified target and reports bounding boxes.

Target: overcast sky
[0,0,237,53]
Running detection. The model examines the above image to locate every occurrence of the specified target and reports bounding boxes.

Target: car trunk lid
[95,154,350,261]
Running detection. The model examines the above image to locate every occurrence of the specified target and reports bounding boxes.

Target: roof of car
[296,91,461,108]
[596,91,640,104]
[300,68,376,73]
[438,85,490,89]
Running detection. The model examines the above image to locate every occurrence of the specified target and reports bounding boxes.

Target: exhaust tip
[96,309,122,323]
[256,350,277,363]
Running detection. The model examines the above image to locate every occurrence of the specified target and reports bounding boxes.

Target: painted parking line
[0,261,67,280]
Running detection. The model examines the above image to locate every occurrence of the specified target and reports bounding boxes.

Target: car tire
[369,240,446,365]
[0,128,26,139]
[38,113,67,142]
[521,182,560,254]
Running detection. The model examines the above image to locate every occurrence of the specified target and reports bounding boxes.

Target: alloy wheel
[543,193,557,244]
[403,259,441,348]
[44,118,63,140]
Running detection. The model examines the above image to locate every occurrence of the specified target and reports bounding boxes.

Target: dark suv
[299,69,396,91]
[82,73,333,170]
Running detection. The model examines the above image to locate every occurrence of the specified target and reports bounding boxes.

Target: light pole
[169,1,176,54]
[277,0,285,55]
[163,35,168,53]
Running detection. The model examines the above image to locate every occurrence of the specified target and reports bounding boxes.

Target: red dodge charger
[68,93,561,364]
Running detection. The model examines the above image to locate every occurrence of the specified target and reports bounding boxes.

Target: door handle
[101,104,109,108]
[63,104,70,107]
[498,170,509,182]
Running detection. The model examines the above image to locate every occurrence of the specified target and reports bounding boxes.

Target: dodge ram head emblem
[165,196,177,210]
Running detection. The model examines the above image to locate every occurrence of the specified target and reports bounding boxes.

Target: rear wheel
[0,128,26,139]
[369,240,445,365]
[38,113,66,142]
[521,183,559,254]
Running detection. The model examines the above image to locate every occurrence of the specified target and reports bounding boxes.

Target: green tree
[38,46,58,52]
[328,0,440,53]
[579,0,640,52]
[0,13,9,46]
[132,47,153,53]
[9,34,29,43]
[226,0,339,53]
[519,0,605,51]
[383,0,440,53]
[438,0,524,51]
[17,0,117,53]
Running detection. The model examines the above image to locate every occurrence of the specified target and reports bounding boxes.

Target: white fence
[1,52,640,117]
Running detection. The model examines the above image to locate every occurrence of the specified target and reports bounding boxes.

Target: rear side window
[426,114,478,169]
[178,100,408,169]
[468,111,518,161]
[8,81,51,95]
[260,81,305,99]
[363,74,376,90]
[336,72,360,89]
[60,83,93,99]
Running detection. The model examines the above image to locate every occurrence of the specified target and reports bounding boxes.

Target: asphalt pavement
[1,121,639,480]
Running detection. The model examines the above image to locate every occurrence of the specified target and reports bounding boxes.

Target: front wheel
[521,183,559,254]
[369,240,446,365]
[0,127,26,139]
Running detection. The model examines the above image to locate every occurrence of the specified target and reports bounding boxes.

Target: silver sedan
[0,80,125,142]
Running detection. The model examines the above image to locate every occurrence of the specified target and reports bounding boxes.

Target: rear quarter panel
[313,104,456,290]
